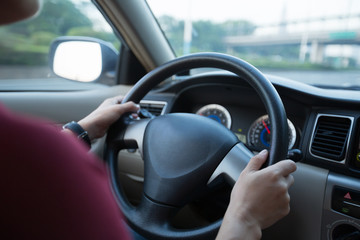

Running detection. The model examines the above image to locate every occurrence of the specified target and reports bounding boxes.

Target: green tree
[67,27,120,49]
[221,20,256,36]
[0,0,94,65]
[192,20,226,52]
[158,15,184,56]
[157,15,256,55]
[8,0,92,36]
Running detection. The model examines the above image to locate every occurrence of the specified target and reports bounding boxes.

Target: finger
[113,101,140,115]
[114,96,124,104]
[284,174,295,187]
[245,149,268,172]
[108,95,124,104]
[102,95,124,105]
[126,101,140,112]
[270,160,297,177]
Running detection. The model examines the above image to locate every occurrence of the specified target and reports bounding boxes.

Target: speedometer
[247,115,297,151]
[196,104,231,129]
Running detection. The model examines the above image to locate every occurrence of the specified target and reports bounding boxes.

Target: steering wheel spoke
[122,118,150,156]
[107,115,150,155]
[208,142,254,185]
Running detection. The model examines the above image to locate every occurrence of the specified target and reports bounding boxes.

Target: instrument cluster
[195,104,299,151]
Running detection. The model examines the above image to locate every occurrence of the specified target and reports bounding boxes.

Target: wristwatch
[63,121,91,147]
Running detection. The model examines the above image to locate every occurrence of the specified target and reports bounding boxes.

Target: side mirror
[49,36,118,82]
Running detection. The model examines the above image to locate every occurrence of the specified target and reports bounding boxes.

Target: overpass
[223,14,360,64]
[224,31,360,47]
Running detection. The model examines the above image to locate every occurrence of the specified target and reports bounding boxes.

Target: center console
[322,173,360,240]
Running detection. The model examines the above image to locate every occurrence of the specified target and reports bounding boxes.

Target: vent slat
[317,128,348,133]
[312,148,343,155]
[315,135,347,139]
[140,102,166,116]
[312,145,344,152]
[313,137,347,145]
[312,145,343,152]
[310,115,351,162]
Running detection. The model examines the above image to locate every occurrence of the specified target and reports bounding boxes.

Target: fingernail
[259,149,268,156]
[135,104,140,113]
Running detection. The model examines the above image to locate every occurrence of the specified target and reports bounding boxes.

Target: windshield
[147,0,360,89]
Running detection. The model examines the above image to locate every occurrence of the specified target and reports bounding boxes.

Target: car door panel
[0,85,132,124]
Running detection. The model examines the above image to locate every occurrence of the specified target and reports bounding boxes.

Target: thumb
[245,149,268,172]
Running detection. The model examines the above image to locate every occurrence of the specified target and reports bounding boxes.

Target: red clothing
[0,105,131,239]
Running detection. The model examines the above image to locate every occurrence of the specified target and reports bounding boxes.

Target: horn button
[142,113,238,207]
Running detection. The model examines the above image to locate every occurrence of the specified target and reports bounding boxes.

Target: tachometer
[196,104,232,129]
[247,115,296,150]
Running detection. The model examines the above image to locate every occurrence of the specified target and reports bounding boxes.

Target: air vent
[140,100,167,116]
[310,114,353,162]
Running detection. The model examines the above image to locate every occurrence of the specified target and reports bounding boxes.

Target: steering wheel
[105,53,288,240]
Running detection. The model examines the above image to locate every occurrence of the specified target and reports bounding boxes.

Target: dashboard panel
[167,74,307,153]
[131,71,360,240]
[148,72,360,177]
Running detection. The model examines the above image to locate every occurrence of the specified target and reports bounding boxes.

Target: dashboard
[133,71,360,239]
[149,72,360,175]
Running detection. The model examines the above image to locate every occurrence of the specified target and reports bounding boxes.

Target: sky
[72,0,360,34]
[147,0,360,26]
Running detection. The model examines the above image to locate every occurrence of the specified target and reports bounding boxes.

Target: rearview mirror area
[49,36,118,83]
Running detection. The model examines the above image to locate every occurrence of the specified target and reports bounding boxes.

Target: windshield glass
[147,0,360,89]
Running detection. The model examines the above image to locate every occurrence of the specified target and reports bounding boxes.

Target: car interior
[1,0,360,239]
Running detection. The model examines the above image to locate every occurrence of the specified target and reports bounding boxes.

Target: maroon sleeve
[0,105,132,240]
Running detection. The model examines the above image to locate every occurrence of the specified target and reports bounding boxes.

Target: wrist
[77,119,94,140]
[217,209,261,240]
[237,215,262,240]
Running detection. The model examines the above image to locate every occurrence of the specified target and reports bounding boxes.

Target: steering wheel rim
[106,52,288,239]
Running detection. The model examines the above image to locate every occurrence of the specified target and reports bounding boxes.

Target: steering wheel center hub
[143,113,238,206]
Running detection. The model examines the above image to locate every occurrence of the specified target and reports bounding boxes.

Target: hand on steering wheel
[217,150,296,240]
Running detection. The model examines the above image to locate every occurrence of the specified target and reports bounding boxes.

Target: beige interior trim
[0,85,132,123]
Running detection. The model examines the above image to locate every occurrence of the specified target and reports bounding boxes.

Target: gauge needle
[262,119,271,134]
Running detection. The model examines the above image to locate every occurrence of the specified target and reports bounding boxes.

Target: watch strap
[63,121,91,147]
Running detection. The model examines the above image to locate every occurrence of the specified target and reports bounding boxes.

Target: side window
[0,0,120,86]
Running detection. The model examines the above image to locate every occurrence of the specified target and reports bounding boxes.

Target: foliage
[158,16,257,56]
[191,20,257,53]
[191,20,226,52]
[7,0,92,36]
[0,0,118,65]
[158,15,185,56]
[222,20,257,36]
[157,16,328,69]
[67,27,120,49]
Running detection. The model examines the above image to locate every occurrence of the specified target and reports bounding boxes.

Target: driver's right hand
[216,149,297,240]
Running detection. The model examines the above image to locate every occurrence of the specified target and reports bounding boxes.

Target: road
[262,69,360,88]
[1,65,360,89]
